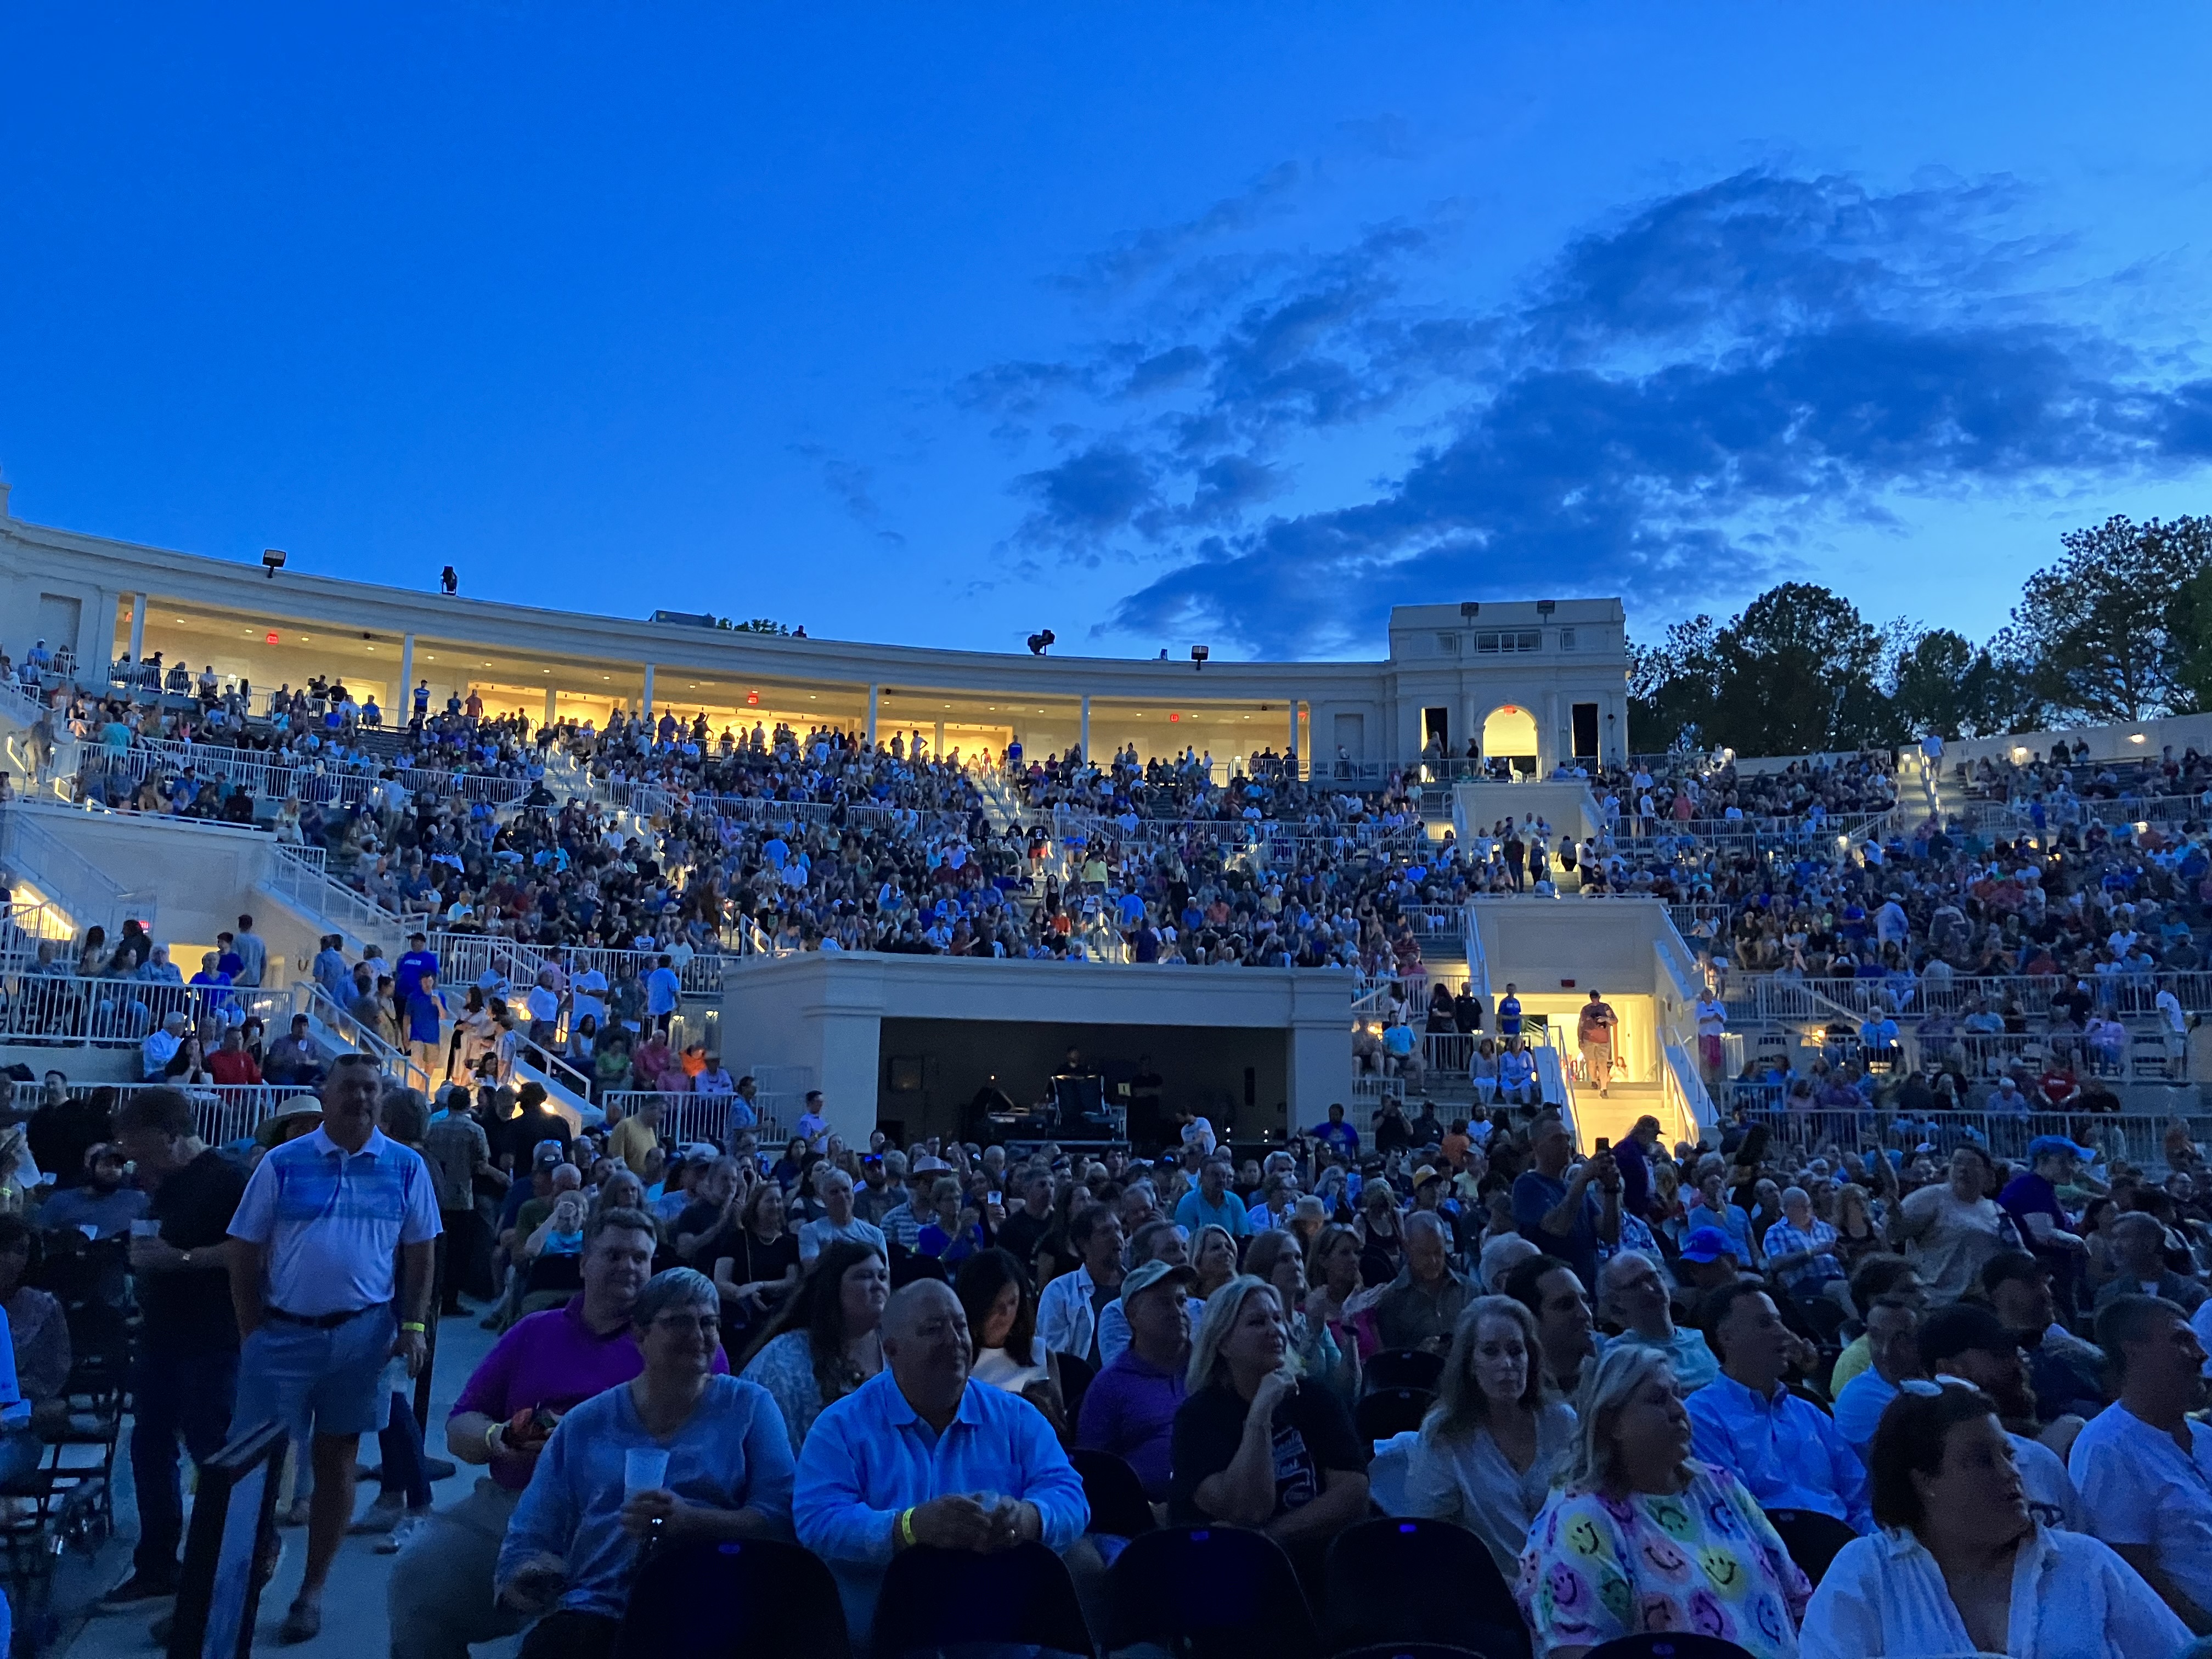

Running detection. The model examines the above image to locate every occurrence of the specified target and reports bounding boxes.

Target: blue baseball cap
[2026,1135,2095,1164]
[1680,1226,1736,1264]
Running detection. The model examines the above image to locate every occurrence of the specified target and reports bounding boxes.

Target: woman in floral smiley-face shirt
[1518,1347,1811,1658]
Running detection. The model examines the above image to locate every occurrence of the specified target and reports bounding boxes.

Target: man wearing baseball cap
[1999,1136,2094,1307]
[1076,1258,1194,1503]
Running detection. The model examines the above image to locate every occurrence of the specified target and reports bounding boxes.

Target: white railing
[299,980,431,1094]
[0,807,157,934]
[1662,1041,1718,1146]
[268,844,406,951]
[1729,1106,2207,1173]
[598,1090,788,1149]
[0,969,229,1045]
[1462,899,1489,1001]
[6,1080,295,1147]
[1739,969,2212,1023]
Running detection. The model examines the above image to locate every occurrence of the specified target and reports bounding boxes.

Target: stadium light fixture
[261,548,286,579]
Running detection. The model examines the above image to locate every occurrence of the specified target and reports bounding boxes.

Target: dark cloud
[967,168,2211,657]
[1053,162,1303,295]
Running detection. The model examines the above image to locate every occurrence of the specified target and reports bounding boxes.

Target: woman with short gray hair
[496,1267,793,1657]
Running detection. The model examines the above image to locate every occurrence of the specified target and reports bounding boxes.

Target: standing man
[1510,1115,1619,1293]
[231,915,268,990]
[425,1087,501,1317]
[1694,988,1727,1085]
[1576,989,1617,1097]
[644,955,681,1036]
[1497,983,1523,1041]
[607,1095,661,1178]
[794,1091,830,1154]
[404,971,444,1080]
[227,1053,442,1643]
[395,933,441,1035]
[100,1087,250,1609]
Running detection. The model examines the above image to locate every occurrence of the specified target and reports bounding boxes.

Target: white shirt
[2067,1401,2212,1602]
[1803,1524,2188,1659]
[1404,1403,1577,1578]
[1694,997,1726,1036]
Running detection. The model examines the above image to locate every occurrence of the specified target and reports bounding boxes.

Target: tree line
[1627,515,2212,755]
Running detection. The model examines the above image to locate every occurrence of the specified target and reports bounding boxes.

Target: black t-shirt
[1169,1380,1365,1525]
[143,1149,250,1351]
[710,1226,800,1290]
[674,1201,725,1251]
[499,1107,574,1170]
[996,1207,1051,1266]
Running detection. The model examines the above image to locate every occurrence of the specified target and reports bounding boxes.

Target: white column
[1543,690,1560,776]
[642,663,655,718]
[1079,695,1091,759]
[398,634,415,717]
[1289,701,1300,769]
[128,592,147,663]
[543,686,556,725]
[933,718,945,759]
[866,683,879,747]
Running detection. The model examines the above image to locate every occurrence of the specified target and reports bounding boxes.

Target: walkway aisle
[50,1307,501,1659]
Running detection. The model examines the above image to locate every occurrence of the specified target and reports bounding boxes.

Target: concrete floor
[41,1307,503,1659]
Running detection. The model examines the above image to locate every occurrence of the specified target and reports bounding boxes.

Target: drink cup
[624,1447,669,1497]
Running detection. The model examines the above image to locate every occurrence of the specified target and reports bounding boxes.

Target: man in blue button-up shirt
[1686,1283,1872,1533]
[794,1279,1088,1643]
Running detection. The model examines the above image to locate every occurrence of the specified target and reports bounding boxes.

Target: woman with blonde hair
[1243,1228,1353,1403]
[1517,1345,1810,1658]
[1189,1223,1239,1301]
[1406,1295,1576,1577]
[1170,1277,1368,1579]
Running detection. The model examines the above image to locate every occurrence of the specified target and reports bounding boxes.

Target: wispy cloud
[960,167,2212,656]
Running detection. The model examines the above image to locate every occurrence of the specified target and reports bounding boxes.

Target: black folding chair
[1106,1525,1319,1659]
[1329,1645,1497,1659]
[873,1540,1093,1659]
[612,1537,850,1659]
[1322,1516,1528,1658]
[1360,1347,1444,1395]
[1353,1386,1435,1442]
[1763,1507,1860,1587]
[1586,1638,1757,1659]
[1070,1447,1156,1536]
[1055,1348,1097,1423]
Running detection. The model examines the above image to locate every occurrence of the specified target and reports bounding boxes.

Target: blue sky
[5,4,2210,661]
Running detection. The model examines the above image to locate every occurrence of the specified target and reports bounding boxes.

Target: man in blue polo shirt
[1314,1102,1359,1162]
[395,933,440,1021]
[1172,1156,1252,1239]
[1497,983,1523,1039]
[228,1055,442,1643]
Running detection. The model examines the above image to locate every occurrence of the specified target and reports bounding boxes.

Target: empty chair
[612,1537,850,1659]
[1764,1506,1860,1588]
[1354,1386,1435,1442]
[1585,1638,1758,1659]
[1323,1516,1528,1659]
[1070,1447,1156,1537]
[872,1540,1093,1659]
[1361,1347,1446,1395]
[1106,1525,1319,1659]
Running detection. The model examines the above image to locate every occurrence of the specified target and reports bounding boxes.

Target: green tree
[1889,628,2048,739]
[1627,614,1722,751]
[1705,583,1899,755]
[2008,514,2212,721]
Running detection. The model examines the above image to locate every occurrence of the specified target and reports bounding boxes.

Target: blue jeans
[128,1344,239,1580]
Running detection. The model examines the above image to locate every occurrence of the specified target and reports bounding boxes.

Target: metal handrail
[0,806,158,934]
[301,979,430,1094]
[268,843,406,951]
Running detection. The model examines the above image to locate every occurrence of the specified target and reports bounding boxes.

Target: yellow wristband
[898,1507,916,1548]
[400,1321,426,1333]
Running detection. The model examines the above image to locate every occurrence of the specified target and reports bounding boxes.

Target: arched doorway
[1482,704,1539,774]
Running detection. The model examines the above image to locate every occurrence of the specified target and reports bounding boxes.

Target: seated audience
[1597,1249,1718,1392]
[1503,1253,1599,1396]
[35,1142,150,1237]
[390,1208,695,1659]
[1686,1282,1872,1532]
[1830,1296,1922,1457]
[793,1279,1088,1643]
[1169,1276,1369,1578]
[1916,1303,2081,1529]
[495,1268,793,1659]
[739,1241,889,1455]
[1373,1210,1475,1352]
[1076,1259,1193,1505]
[1406,1294,1575,1577]
[953,1248,1065,1427]
[1804,1383,2188,1658]
[2068,1294,2212,1633]
[1518,1345,1811,1658]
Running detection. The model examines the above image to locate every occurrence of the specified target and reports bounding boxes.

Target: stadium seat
[1105,1525,1319,1659]
[1322,1516,1528,1658]
[1328,1645,1498,1659]
[1359,1348,1445,1395]
[1070,1447,1156,1536]
[1585,1638,1757,1659]
[612,1537,850,1659]
[1763,1507,1860,1587]
[1354,1386,1435,1441]
[872,1540,1093,1659]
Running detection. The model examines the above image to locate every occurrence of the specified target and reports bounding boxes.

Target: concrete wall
[722,952,1355,1148]
[0,1046,137,1088]
[1474,895,1671,990]
[1452,781,1601,843]
[26,807,315,980]
[1917,712,2212,771]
